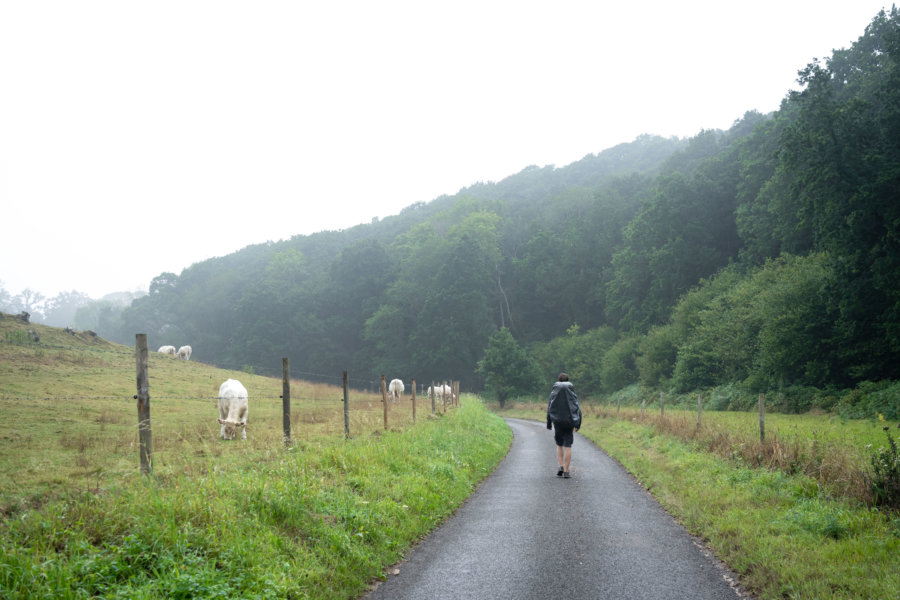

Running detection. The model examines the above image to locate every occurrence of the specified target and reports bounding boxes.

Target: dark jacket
[546,381,581,429]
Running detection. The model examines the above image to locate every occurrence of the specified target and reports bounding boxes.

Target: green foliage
[529,325,617,394]
[669,254,837,392]
[836,380,900,420]
[768,385,835,414]
[636,324,678,387]
[599,335,640,393]
[476,327,541,407]
[870,428,900,509]
[604,119,760,332]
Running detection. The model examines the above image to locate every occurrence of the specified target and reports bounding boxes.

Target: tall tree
[409,211,503,387]
[777,7,900,380]
[476,327,541,408]
[43,291,92,327]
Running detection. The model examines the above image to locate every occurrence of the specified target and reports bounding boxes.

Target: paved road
[362,418,749,600]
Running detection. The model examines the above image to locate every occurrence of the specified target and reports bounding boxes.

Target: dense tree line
[49,9,900,411]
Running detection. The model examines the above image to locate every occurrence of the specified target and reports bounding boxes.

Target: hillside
[44,7,900,405]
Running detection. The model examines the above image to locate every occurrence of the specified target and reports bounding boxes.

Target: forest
[8,8,899,415]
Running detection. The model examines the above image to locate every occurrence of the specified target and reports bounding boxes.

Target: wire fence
[0,332,462,496]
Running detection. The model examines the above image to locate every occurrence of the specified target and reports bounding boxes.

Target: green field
[0,316,512,599]
[0,315,449,506]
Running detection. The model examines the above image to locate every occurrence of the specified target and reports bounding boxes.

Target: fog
[0,1,890,300]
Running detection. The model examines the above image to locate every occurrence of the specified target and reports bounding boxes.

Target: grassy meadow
[0,315,454,509]
[498,399,900,600]
[0,316,512,599]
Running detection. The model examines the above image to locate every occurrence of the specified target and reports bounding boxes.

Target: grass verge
[499,403,900,600]
[0,398,512,600]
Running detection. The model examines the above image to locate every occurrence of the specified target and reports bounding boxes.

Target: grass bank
[498,402,900,600]
[0,398,512,599]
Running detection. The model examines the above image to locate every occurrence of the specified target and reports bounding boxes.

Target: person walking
[546,373,582,478]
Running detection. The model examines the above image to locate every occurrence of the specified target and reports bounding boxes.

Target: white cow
[217,378,248,440]
[157,345,176,356]
[388,378,404,403]
[176,345,192,360]
[427,384,452,403]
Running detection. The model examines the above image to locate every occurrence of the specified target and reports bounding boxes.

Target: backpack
[548,383,581,428]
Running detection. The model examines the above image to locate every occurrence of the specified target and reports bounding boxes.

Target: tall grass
[502,398,895,504]
[0,398,512,599]
[0,349,436,511]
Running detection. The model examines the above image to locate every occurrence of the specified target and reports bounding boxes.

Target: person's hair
[558,373,569,382]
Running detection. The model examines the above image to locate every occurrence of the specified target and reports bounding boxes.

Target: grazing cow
[176,345,192,360]
[443,383,455,403]
[388,378,404,403]
[217,378,248,440]
[158,345,176,356]
[427,384,451,403]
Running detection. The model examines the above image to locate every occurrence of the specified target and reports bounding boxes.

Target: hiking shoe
[563,471,571,478]
[557,468,564,477]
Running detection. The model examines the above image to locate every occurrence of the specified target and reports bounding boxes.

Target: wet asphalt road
[362,418,748,600]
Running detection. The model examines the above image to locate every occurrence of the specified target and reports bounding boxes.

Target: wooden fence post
[134,334,152,475]
[343,370,350,438]
[697,392,703,427]
[380,375,388,431]
[431,380,436,415]
[660,391,665,417]
[616,394,621,415]
[442,381,448,413]
[282,358,291,446]
[411,377,417,423]
[454,381,460,407]
[759,393,766,443]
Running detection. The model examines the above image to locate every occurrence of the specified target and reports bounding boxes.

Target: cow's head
[217,418,246,440]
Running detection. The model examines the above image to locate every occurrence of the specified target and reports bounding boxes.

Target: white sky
[0,1,891,299]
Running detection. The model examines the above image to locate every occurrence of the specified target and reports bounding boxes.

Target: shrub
[836,381,900,420]
[636,324,677,388]
[706,383,754,411]
[599,336,640,393]
[870,428,900,510]
[769,385,821,414]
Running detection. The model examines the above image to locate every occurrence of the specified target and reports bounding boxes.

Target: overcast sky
[0,1,891,300]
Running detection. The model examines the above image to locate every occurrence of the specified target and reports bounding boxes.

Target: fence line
[130,334,461,472]
[0,394,350,403]
[600,390,767,444]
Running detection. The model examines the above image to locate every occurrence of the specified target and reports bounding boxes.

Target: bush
[836,381,900,420]
[706,383,754,411]
[636,325,677,388]
[599,336,640,393]
[870,429,900,510]
[768,386,822,414]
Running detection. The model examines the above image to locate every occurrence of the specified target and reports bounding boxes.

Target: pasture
[0,316,511,599]
[0,316,442,510]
